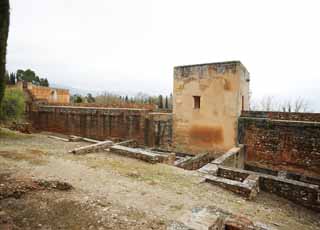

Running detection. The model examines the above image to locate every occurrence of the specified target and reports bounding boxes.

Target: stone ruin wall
[27,84,70,104]
[15,81,70,104]
[238,111,320,178]
[29,105,172,149]
[28,104,320,180]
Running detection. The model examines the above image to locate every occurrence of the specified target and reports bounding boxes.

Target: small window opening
[193,96,201,109]
[241,95,244,111]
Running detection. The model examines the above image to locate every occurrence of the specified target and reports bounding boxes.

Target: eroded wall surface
[239,111,320,178]
[26,83,70,104]
[30,105,172,148]
[146,112,172,149]
[173,61,250,155]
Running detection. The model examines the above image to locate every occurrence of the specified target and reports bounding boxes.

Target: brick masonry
[29,105,173,149]
[176,152,217,170]
[259,174,320,211]
[241,110,320,122]
[238,111,320,178]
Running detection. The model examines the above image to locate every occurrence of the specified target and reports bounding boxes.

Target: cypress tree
[165,96,169,109]
[0,0,10,106]
[4,71,9,84]
[158,95,163,109]
[9,72,15,84]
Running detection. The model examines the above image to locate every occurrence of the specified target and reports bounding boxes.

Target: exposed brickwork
[23,82,70,104]
[29,105,173,148]
[241,111,320,122]
[259,175,320,211]
[238,113,320,178]
[145,112,172,149]
[176,152,217,170]
[204,173,259,200]
[244,163,320,186]
[217,167,249,182]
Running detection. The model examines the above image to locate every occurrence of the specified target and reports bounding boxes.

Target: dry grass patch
[74,152,199,190]
[0,149,48,165]
[0,128,32,139]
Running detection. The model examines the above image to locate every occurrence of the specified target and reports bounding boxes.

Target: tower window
[193,96,201,109]
[242,95,244,111]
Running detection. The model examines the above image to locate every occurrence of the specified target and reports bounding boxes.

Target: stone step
[109,145,175,164]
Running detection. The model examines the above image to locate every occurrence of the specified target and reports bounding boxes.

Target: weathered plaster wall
[239,111,320,178]
[173,61,250,155]
[30,105,172,148]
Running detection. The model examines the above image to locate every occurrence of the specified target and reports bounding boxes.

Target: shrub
[0,88,25,121]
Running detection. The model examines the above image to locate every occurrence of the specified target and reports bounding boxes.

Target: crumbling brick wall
[26,83,70,104]
[29,105,172,148]
[145,112,172,149]
[238,111,320,178]
[241,110,320,122]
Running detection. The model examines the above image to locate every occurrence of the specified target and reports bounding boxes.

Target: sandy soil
[0,128,319,230]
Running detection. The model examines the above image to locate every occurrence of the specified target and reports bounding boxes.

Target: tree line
[4,69,49,87]
[71,92,173,110]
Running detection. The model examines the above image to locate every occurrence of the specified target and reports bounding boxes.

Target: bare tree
[293,97,309,112]
[278,97,310,113]
[259,96,278,111]
[251,96,313,112]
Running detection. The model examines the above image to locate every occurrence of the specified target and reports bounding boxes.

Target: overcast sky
[7,0,320,111]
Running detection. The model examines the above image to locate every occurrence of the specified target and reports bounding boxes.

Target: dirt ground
[0,128,319,230]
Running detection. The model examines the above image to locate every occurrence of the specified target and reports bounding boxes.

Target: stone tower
[173,61,250,155]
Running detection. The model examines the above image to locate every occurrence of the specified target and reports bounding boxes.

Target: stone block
[69,140,113,154]
[198,163,219,175]
[205,175,255,199]
[110,145,174,164]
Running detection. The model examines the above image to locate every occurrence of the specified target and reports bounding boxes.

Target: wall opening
[241,95,244,111]
[193,96,201,109]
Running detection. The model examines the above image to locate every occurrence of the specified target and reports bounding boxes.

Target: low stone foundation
[259,174,320,211]
[204,166,259,200]
[176,152,219,170]
[198,147,243,174]
[245,163,320,186]
[109,145,176,164]
[201,164,320,211]
[168,206,275,230]
[205,173,259,200]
